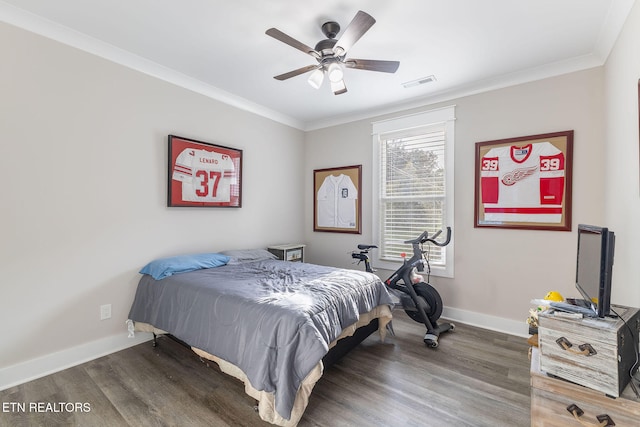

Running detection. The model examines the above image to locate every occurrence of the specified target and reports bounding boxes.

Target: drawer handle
[566,404,615,426]
[556,337,597,356]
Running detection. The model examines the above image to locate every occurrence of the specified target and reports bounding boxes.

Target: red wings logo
[501,165,537,186]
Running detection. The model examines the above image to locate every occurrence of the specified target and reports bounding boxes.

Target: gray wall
[304,68,606,333]
[603,1,640,307]
[0,22,305,377]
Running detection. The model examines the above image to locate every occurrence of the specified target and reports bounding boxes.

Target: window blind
[379,124,446,265]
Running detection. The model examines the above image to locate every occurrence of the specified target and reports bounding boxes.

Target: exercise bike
[352,227,454,348]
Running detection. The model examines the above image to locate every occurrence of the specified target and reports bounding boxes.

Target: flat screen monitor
[575,224,615,318]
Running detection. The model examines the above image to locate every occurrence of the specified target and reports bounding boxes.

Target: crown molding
[0,2,305,130]
[305,53,603,131]
[3,0,634,133]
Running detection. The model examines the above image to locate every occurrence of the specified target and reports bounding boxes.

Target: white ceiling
[1,0,636,130]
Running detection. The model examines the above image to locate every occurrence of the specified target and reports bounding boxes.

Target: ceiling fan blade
[331,79,347,95]
[333,10,376,56]
[273,64,319,81]
[266,28,320,58]
[344,59,400,73]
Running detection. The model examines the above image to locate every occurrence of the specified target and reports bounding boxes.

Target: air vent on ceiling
[402,75,436,88]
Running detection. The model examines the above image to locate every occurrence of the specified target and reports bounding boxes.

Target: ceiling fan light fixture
[307,68,324,89]
[327,62,344,83]
[330,79,347,95]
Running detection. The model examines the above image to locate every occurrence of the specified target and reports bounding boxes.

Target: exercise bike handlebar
[403,227,452,247]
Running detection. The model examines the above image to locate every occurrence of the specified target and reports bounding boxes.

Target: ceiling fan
[266,10,400,95]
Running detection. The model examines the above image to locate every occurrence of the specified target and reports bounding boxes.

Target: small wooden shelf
[267,244,305,262]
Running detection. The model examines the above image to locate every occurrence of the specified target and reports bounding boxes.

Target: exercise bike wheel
[405,282,443,324]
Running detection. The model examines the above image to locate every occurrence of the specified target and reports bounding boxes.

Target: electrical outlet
[100,304,112,320]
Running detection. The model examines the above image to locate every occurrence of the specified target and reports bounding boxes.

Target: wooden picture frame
[168,135,242,207]
[313,165,362,234]
[474,130,573,231]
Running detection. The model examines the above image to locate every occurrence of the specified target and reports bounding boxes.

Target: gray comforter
[127,259,393,420]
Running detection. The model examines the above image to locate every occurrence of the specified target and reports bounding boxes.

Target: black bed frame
[321,318,379,368]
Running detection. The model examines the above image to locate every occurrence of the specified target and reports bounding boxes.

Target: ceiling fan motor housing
[315,21,341,57]
[314,38,338,56]
[321,21,340,38]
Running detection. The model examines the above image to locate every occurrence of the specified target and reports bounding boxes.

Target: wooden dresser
[531,304,640,426]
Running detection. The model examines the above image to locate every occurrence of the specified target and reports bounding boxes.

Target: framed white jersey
[316,174,358,228]
[313,165,362,234]
[168,135,242,207]
[474,131,573,231]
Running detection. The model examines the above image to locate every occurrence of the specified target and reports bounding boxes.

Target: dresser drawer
[538,325,619,396]
[531,374,640,426]
[538,306,639,397]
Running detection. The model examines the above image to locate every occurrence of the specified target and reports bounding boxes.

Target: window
[372,106,455,277]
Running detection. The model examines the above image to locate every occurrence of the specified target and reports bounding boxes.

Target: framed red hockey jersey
[474,130,573,231]
[168,135,242,207]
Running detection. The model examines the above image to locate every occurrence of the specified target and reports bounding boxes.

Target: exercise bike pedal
[424,333,438,348]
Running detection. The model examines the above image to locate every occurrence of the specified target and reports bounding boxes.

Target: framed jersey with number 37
[474,130,573,231]
[168,135,242,207]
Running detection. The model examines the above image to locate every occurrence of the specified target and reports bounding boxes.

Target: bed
[127,249,394,426]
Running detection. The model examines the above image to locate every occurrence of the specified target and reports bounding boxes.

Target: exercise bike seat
[357,244,378,250]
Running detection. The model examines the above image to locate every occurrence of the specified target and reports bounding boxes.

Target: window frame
[372,106,455,278]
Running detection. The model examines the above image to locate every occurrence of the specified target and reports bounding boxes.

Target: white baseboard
[1,308,528,391]
[442,306,529,338]
[0,332,152,391]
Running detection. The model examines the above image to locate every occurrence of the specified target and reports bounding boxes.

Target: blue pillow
[140,253,230,280]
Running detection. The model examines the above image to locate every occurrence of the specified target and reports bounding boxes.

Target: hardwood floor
[0,312,531,426]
